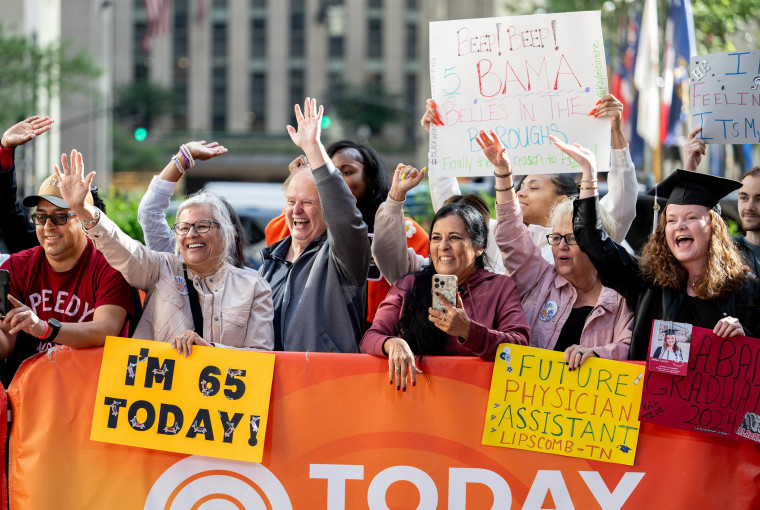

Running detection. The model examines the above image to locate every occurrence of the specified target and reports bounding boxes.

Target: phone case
[432,274,458,313]
[0,269,9,316]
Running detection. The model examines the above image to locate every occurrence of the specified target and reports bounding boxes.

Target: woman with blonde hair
[558,138,759,360]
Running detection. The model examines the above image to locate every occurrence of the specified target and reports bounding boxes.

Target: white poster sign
[429,11,611,177]
[690,51,760,144]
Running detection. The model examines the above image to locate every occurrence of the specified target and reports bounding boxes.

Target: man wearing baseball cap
[0,145,134,388]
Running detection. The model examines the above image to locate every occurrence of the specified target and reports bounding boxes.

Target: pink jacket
[494,198,632,360]
[360,268,529,360]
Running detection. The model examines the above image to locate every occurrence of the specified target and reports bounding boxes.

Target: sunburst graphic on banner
[145,456,292,510]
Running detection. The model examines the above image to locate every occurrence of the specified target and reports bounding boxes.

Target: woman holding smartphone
[360,198,529,391]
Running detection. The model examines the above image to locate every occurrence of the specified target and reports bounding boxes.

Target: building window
[367,19,382,59]
[405,23,416,60]
[289,0,305,58]
[289,69,305,125]
[328,36,344,58]
[251,18,267,59]
[172,0,190,129]
[212,22,227,58]
[250,72,266,130]
[368,0,383,8]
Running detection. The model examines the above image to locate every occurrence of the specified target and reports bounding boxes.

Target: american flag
[142,0,171,52]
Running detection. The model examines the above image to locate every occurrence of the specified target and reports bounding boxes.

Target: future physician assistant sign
[483,344,645,465]
[91,337,275,462]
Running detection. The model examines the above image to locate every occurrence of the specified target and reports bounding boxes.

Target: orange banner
[8,346,760,509]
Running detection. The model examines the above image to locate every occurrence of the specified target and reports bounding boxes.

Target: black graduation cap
[662,328,677,336]
[646,169,741,209]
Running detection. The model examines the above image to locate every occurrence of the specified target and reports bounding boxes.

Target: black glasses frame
[31,212,77,226]
[546,233,578,246]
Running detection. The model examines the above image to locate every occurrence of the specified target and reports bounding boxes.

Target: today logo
[145,456,644,509]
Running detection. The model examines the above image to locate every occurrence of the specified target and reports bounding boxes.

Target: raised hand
[590,94,623,127]
[286,97,323,150]
[549,136,597,175]
[54,150,95,212]
[475,130,510,169]
[388,163,425,202]
[420,98,444,134]
[288,155,310,174]
[683,127,706,171]
[1,116,54,149]
[184,141,228,162]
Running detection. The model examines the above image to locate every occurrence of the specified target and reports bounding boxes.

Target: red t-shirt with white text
[0,240,133,386]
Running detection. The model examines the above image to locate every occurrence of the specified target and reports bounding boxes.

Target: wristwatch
[46,319,62,342]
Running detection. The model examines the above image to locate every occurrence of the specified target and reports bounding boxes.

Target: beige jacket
[84,213,274,350]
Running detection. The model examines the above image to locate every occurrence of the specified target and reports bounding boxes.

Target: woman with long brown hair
[556,137,759,360]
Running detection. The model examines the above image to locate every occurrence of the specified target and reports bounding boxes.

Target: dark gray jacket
[260,162,369,352]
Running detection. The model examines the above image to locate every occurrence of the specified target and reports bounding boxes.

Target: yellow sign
[482,344,645,465]
[91,337,275,463]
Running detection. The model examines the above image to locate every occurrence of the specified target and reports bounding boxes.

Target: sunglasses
[31,212,77,226]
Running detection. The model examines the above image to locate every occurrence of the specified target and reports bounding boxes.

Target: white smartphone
[432,274,458,313]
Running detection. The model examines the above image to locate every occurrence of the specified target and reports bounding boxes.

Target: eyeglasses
[546,233,578,246]
[172,220,219,236]
[31,212,77,226]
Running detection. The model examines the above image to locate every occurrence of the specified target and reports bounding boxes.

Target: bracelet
[494,183,515,192]
[171,155,186,175]
[179,146,193,169]
[579,185,598,191]
[79,208,101,231]
[178,150,190,170]
[180,144,195,168]
[37,321,52,340]
[493,170,513,178]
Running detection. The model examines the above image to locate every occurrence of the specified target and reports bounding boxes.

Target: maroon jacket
[361,268,529,360]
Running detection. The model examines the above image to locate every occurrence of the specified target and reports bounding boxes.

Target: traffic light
[134,127,148,142]
[321,115,332,129]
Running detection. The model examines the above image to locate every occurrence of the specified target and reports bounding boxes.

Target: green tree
[115,81,174,131]
[530,0,758,57]
[0,23,100,127]
[112,81,175,171]
[331,82,412,136]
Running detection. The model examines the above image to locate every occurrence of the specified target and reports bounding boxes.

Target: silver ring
[577,350,583,356]
[395,367,401,372]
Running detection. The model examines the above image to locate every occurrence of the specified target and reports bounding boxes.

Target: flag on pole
[661,0,696,146]
[195,0,209,24]
[142,0,172,52]
[633,0,660,149]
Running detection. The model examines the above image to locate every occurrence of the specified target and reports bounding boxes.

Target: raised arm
[420,98,464,212]
[287,98,369,284]
[0,116,55,252]
[682,127,705,171]
[56,150,165,290]
[550,138,644,304]
[373,164,427,283]
[138,141,228,253]
[593,95,637,242]
[477,130,554,299]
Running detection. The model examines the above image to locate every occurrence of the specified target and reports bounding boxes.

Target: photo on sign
[648,320,691,376]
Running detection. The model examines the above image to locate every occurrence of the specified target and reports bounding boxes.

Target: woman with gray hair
[56,148,274,356]
[476,130,632,370]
